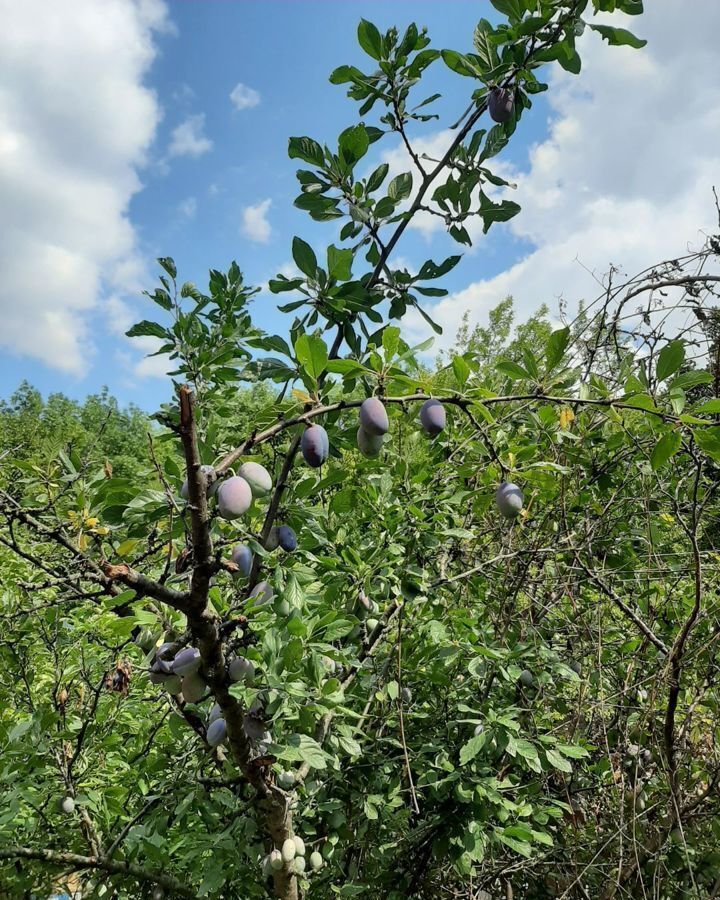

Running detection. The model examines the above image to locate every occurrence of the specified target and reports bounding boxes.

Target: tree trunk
[261,788,298,900]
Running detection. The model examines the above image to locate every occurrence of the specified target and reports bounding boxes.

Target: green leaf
[292,236,318,278]
[288,136,325,167]
[459,733,486,765]
[589,23,647,48]
[656,340,685,382]
[545,748,573,773]
[327,245,353,281]
[339,124,370,167]
[651,431,682,470]
[272,734,328,769]
[157,257,177,280]
[693,428,720,463]
[388,172,413,202]
[382,325,401,359]
[671,371,713,390]
[294,334,328,380]
[496,359,531,381]
[452,356,470,387]
[417,256,461,280]
[357,19,383,60]
[441,49,478,78]
[367,163,389,193]
[545,326,571,372]
[126,320,168,340]
[496,831,533,857]
[696,399,720,414]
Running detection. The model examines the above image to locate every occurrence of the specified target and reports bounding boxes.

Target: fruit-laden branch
[0,846,196,897]
[217,392,692,475]
[175,384,299,900]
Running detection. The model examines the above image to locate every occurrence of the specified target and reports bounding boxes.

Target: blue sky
[2,1,719,411]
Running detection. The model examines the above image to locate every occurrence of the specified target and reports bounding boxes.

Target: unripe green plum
[356,426,383,458]
[59,795,75,814]
[359,397,389,436]
[269,849,284,871]
[207,717,227,747]
[496,482,524,519]
[181,672,206,704]
[171,647,201,677]
[217,476,252,520]
[277,770,295,790]
[277,525,297,552]
[294,856,306,875]
[231,544,253,577]
[237,461,272,498]
[519,669,534,688]
[309,850,323,871]
[401,686,412,704]
[301,424,329,468]
[265,526,280,551]
[229,656,255,684]
[274,595,291,617]
[366,618,379,633]
[419,398,446,436]
[488,86,514,124]
[293,835,306,856]
[474,723,484,736]
[250,581,274,607]
[281,838,296,862]
[357,590,373,617]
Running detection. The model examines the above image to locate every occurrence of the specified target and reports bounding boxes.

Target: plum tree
[301,424,329,468]
[237,461,272,498]
[495,482,524,519]
[6,9,704,900]
[277,525,297,552]
[217,476,252,520]
[419,398,446,436]
[488,86,514,123]
[359,397,389,436]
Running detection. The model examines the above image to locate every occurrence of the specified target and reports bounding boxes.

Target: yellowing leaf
[559,407,575,429]
[292,388,311,403]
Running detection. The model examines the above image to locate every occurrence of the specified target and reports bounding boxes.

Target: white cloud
[167,113,212,159]
[241,198,272,244]
[178,196,197,219]
[394,1,720,349]
[230,82,260,111]
[0,0,169,375]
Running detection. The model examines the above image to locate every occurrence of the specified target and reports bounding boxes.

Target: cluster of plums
[148,643,256,737]
[181,461,273,522]
[262,834,324,879]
